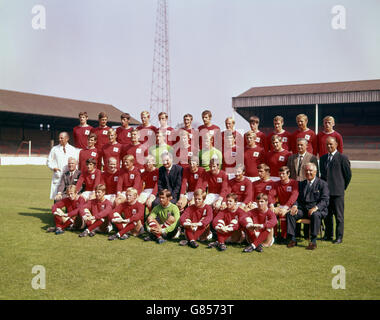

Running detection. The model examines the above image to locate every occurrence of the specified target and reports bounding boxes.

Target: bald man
[47,132,79,200]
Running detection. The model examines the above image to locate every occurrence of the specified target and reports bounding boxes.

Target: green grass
[0,166,379,300]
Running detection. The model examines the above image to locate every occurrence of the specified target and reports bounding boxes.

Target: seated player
[243,130,265,182]
[116,155,142,205]
[208,193,245,251]
[108,187,145,240]
[268,166,299,244]
[239,193,278,253]
[138,155,159,211]
[266,115,292,152]
[225,164,252,211]
[265,134,291,181]
[78,184,113,237]
[78,133,99,173]
[48,185,86,235]
[100,157,120,205]
[179,189,213,248]
[177,156,205,211]
[99,128,122,171]
[250,163,276,209]
[144,189,181,244]
[75,157,102,200]
[198,157,229,214]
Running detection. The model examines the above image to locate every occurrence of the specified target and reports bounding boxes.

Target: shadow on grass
[18,211,54,231]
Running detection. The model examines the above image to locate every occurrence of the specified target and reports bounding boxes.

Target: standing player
[265,135,291,181]
[144,189,181,244]
[73,111,93,149]
[177,113,198,151]
[244,116,267,151]
[149,130,173,168]
[78,133,99,172]
[48,185,86,235]
[78,184,113,237]
[208,193,245,251]
[291,114,317,155]
[198,110,221,151]
[157,112,175,146]
[91,112,111,154]
[179,189,213,248]
[239,193,277,253]
[268,166,299,244]
[266,116,292,151]
[116,113,133,146]
[108,187,145,240]
[137,111,157,150]
[243,131,265,182]
[317,115,344,157]
[198,133,223,172]
[174,130,198,169]
[99,128,122,171]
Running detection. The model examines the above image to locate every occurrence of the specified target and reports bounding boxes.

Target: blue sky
[1,0,379,130]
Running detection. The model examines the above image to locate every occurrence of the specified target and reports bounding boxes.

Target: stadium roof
[233,79,380,108]
[0,89,140,125]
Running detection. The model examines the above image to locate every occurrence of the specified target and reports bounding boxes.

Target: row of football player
[73,110,344,161]
[50,151,325,251]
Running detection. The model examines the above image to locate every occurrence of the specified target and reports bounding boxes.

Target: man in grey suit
[54,157,81,201]
[287,138,319,181]
[320,137,351,244]
[286,162,329,250]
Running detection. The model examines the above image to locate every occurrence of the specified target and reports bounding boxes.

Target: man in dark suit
[153,152,183,207]
[320,137,351,244]
[286,162,329,250]
[287,138,319,181]
[54,157,81,201]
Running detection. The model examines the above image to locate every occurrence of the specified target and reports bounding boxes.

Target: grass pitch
[0,166,379,300]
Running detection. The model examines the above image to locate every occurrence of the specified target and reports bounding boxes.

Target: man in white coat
[47,132,80,200]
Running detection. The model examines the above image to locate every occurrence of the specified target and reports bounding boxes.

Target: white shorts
[185,192,194,201]
[247,176,260,183]
[105,194,116,204]
[204,193,221,205]
[138,188,154,203]
[270,176,281,182]
[80,191,94,201]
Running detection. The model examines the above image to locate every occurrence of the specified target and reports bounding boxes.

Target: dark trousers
[287,208,324,244]
[324,195,345,240]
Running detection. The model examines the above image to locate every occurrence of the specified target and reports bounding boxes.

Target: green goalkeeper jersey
[147,203,180,234]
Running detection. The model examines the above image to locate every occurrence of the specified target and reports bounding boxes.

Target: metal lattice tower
[150,0,171,126]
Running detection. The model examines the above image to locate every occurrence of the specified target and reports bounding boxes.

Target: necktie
[63,146,66,154]
[297,155,303,176]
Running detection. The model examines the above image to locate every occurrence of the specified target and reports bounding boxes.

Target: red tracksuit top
[252,179,276,203]
[81,198,113,219]
[228,177,253,204]
[180,167,205,195]
[100,142,122,171]
[112,201,144,223]
[268,179,299,208]
[180,204,213,227]
[116,126,133,146]
[117,167,142,193]
[265,149,292,177]
[76,168,102,192]
[91,126,111,152]
[243,146,265,177]
[73,125,93,149]
[212,207,245,231]
[52,197,85,218]
[79,147,99,172]
[198,170,229,199]
[101,170,120,195]
[141,168,159,195]
[240,208,277,230]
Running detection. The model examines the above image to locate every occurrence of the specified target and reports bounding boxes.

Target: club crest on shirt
[255,137,261,143]
[279,156,285,162]
[253,152,259,157]
[282,137,288,142]
[209,130,214,135]
[217,177,222,183]
[103,130,108,135]
[130,174,135,179]
[188,152,193,157]
[153,176,158,181]
[136,148,142,154]
[305,134,310,140]
[127,132,131,137]
[91,152,97,157]
[203,209,207,216]
[286,186,292,192]
[240,185,245,191]
[113,147,119,152]
[265,185,272,191]
[114,176,118,182]
[85,130,90,135]
[91,174,95,180]
[166,130,171,136]
[189,134,193,139]
[132,209,137,215]
[194,174,199,180]
[231,151,236,157]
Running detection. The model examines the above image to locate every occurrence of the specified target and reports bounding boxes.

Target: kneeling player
[208,193,245,251]
[78,184,113,237]
[108,187,144,240]
[239,193,277,253]
[144,189,180,244]
[179,189,213,248]
[48,185,85,235]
